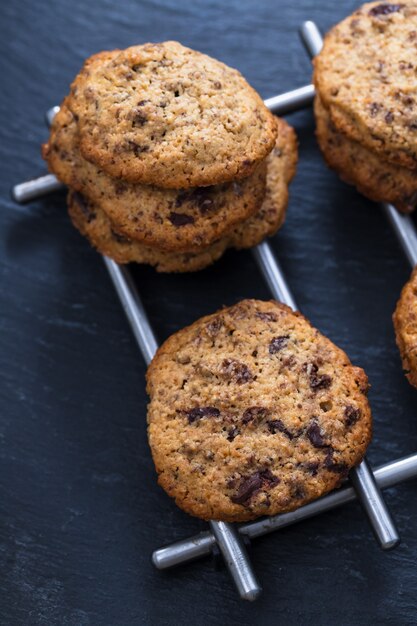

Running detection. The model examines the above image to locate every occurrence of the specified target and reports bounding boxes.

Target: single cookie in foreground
[66,120,297,272]
[42,101,267,253]
[393,267,417,387]
[68,41,277,187]
[314,1,417,170]
[315,95,417,213]
[146,300,372,522]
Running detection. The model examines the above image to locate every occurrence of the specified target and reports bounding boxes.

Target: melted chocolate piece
[206,318,223,337]
[126,140,149,156]
[306,420,327,448]
[267,419,294,439]
[369,3,403,16]
[222,359,253,384]
[345,405,361,427]
[256,311,278,322]
[304,363,332,391]
[111,229,130,244]
[185,406,220,424]
[231,469,280,505]
[324,449,349,475]
[168,212,195,227]
[269,336,290,354]
[227,427,240,442]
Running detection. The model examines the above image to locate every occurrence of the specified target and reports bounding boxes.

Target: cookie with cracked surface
[42,101,267,253]
[393,266,417,387]
[66,120,297,272]
[146,299,372,522]
[314,1,417,170]
[67,41,277,187]
[315,95,417,213]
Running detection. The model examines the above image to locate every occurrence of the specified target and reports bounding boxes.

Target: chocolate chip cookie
[43,101,267,253]
[146,300,372,522]
[314,1,417,170]
[67,41,278,187]
[66,119,297,272]
[393,267,417,387]
[315,95,417,213]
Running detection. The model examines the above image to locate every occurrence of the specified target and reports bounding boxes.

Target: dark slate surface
[1,0,417,624]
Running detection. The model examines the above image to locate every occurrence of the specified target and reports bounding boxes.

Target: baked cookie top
[393,266,417,387]
[146,300,372,522]
[43,101,266,253]
[315,95,417,213]
[314,1,417,170]
[66,118,297,272]
[67,41,277,187]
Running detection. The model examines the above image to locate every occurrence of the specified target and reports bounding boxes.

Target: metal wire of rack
[11,20,417,601]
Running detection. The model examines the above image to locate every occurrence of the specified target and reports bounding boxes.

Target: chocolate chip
[267,419,294,439]
[127,140,149,157]
[227,427,240,441]
[192,190,215,212]
[137,99,149,106]
[198,198,214,214]
[310,374,332,390]
[175,188,216,214]
[111,229,130,243]
[206,318,223,337]
[370,102,382,117]
[72,192,96,223]
[130,110,147,127]
[185,406,220,424]
[222,359,253,384]
[303,462,319,476]
[304,363,332,391]
[174,90,180,97]
[242,406,269,424]
[345,405,361,427]
[168,212,195,227]
[306,420,327,448]
[385,111,394,123]
[282,354,297,369]
[324,449,348,475]
[269,335,290,354]
[369,3,403,16]
[230,469,280,505]
[256,311,278,322]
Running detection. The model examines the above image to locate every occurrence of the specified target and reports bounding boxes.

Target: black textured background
[1,0,417,624]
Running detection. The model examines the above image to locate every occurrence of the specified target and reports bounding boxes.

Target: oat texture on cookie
[146,300,372,521]
[67,41,278,187]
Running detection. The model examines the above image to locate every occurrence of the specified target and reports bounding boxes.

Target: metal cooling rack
[12,21,417,601]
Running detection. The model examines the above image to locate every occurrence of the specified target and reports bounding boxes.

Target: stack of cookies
[313,1,417,213]
[42,41,297,272]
